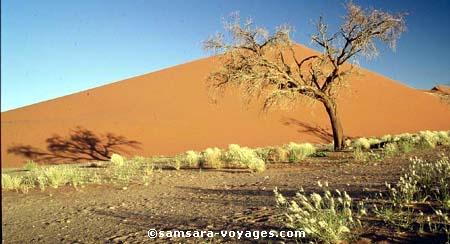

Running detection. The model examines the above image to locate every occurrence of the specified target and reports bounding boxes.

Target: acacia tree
[203,3,406,150]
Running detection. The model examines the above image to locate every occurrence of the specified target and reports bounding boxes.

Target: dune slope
[2,45,450,167]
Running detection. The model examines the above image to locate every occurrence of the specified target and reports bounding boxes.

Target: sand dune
[2,45,450,167]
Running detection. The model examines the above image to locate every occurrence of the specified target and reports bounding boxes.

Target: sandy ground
[2,147,449,243]
[2,44,450,167]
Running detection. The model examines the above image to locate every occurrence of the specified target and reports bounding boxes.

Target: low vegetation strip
[2,130,449,194]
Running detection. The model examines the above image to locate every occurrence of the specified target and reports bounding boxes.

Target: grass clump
[108,154,154,184]
[418,130,439,149]
[40,165,87,188]
[383,143,399,157]
[222,144,265,172]
[110,153,125,167]
[387,155,450,205]
[202,147,223,169]
[275,183,364,243]
[184,150,201,168]
[436,131,450,146]
[398,140,415,153]
[23,160,39,171]
[373,155,450,237]
[353,138,370,149]
[3,165,90,192]
[286,142,316,163]
[267,147,289,162]
[1,174,22,191]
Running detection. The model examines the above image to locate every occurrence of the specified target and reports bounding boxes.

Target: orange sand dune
[2,45,450,168]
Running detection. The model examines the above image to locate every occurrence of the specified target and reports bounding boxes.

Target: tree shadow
[281,117,333,142]
[281,117,358,142]
[7,127,141,163]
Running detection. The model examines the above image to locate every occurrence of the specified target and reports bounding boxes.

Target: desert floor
[2,146,449,243]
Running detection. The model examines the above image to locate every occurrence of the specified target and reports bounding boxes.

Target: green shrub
[23,160,39,171]
[386,155,450,205]
[1,174,22,191]
[436,131,450,145]
[353,138,370,149]
[110,153,125,167]
[267,147,289,162]
[344,139,352,148]
[41,166,87,188]
[384,143,398,157]
[286,142,316,163]
[275,184,364,243]
[398,140,414,153]
[418,130,438,149]
[203,147,223,169]
[353,147,366,162]
[223,144,265,172]
[381,134,393,142]
[254,147,271,162]
[184,150,201,167]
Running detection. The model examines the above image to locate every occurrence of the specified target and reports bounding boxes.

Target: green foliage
[386,155,450,205]
[40,165,88,188]
[110,153,125,167]
[23,160,39,171]
[353,138,370,150]
[268,147,289,162]
[275,183,364,243]
[3,165,90,192]
[353,148,382,162]
[222,144,266,172]
[383,142,399,157]
[109,155,153,184]
[202,147,223,169]
[286,142,316,163]
[184,150,201,168]
[373,155,450,237]
[396,140,415,153]
[1,174,22,191]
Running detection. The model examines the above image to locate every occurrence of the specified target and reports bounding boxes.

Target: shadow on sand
[7,127,141,163]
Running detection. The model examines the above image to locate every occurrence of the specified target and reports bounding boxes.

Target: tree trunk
[322,100,344,151]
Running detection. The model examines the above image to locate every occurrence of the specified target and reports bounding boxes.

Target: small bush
[436,131,450,145]
[397,140,414,153]
[254,147,271,162]
[286,142,316,163]
[344,139,352,148]
[110,153,125,167]
[386,155,450,205]
[1,174,22,191]
[267,147,289,162]
[353,138,370,150]
[418,130,438,149]
[184,150,201,167]
[203,147,223,169]
[353,147,366,162]
[381,134,393,142]
[275,184,364,243]
[41,166,87,188]
[223,144,265,172]
[384,143,398,157]
[23,160,39,171]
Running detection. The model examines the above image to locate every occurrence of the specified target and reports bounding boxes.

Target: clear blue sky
[2,0,450,111]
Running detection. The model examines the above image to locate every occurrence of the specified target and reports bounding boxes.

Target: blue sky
[2,0,450,111]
